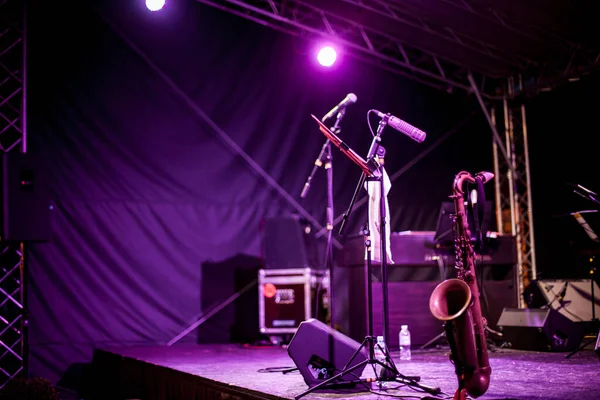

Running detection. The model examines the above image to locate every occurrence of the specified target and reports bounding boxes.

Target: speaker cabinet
[287,319,368,388]
[2,152,53,242]
[262,217,319,269]
[341,260,518,348]
[523,279,600,322]
[497,308,585,352]
[197,255,262,344]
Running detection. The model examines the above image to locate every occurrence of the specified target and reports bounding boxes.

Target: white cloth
[364,168,394,264]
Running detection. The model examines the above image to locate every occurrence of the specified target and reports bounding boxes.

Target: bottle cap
[401,325,408,329]
[377,335,384,341]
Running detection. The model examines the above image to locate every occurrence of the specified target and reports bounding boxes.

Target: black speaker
[197,255,262,344]
[2,152,53,242]
[262,216,318,269]
[497,308,585,352]
[287,319,368,387]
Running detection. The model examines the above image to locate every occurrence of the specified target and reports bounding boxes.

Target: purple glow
[317,46,337,67]
[146,0,165,11]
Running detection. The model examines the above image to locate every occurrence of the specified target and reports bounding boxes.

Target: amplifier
[258,268,329,335]
[339,254,518,348]
[262,217,319,269]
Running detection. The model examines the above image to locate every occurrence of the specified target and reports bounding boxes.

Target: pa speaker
[287,319,368,388]
[2,152,53,242]
[523,279,600,322]
[497,308,585,352]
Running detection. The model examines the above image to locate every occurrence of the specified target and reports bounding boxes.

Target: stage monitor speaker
[522,279,600,322]
[287,318,368,388]
[497,308,585,352]
[2,152,53,242]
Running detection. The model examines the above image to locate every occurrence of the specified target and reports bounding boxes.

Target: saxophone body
[429,171,493,399]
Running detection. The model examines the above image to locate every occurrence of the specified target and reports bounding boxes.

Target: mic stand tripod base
[565,265,598,359]
[564,318,600,359]
[293,334,440,400]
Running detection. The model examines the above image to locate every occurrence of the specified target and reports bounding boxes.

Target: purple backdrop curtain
[26,0,494,384]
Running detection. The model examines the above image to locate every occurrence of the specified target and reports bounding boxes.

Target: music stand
[565,209,600,358]
[561,183,600,358]
[434,200,493,246]
[294,115,440,399]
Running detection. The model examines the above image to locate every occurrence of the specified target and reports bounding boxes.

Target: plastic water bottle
[374,336,387,375]
[399,325,411,360]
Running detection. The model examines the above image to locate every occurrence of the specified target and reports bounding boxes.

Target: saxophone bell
[429,279,471,322]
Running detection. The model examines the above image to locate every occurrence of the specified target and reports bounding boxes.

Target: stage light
[317,46,337,67]
[146,0,165,11]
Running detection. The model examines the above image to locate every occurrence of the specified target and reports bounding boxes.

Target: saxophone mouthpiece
[476,171,494,183]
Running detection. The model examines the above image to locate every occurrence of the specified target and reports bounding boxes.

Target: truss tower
[0,0,27,388]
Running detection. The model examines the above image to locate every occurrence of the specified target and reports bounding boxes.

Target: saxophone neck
[453,171,495,196]
[453,171,473,196]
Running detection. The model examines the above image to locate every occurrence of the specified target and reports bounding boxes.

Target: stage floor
[91,343,600,400]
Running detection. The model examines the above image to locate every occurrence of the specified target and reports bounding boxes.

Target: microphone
[475,171,494,183]
[373,110,426,143]
[322,93,357,121]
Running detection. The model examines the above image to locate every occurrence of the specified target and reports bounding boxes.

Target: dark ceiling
[197,0,600,98]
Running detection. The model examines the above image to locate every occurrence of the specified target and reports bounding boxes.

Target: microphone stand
[565,183,600,358]
[300,108,347,330]
[365,115,393,380]
[573,184,600,207]
[295,114,440,399]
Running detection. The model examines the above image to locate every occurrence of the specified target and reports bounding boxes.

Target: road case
[258,268,329,334]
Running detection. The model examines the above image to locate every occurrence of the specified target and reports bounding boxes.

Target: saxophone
[429,171,493,400]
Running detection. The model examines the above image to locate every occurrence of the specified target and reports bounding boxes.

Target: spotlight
[317,46,337,67]
[146,0,165,11]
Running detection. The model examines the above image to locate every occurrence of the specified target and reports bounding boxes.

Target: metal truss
[0,0,26,152]
[196,0,504,98]
[520,47,600,96]
[196,0,600,99]
[492,77,537,309]
[0,0,27,388]
[0,243,25,387]
[437,0,600,96]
